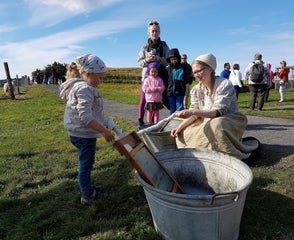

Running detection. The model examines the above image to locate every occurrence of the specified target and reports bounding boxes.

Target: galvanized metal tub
[140,117,181,152]
[136,148,253,240]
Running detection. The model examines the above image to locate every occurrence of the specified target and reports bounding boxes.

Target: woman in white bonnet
[170,53,258,160]
[60,53,114,205]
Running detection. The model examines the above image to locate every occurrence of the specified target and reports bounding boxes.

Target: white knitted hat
[195,53,217,71]
[76,53,106,74]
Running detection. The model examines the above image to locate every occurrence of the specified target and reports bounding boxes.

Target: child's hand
[102,130,115,142]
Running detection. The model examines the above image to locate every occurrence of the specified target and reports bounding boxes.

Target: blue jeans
[70,136,96,197]
[168,95,184,115]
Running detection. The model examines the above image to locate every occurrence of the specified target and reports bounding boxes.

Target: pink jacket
[142,76,165,103]
[266,63,274,87]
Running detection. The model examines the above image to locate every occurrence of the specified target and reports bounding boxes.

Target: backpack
[250,62,264,83]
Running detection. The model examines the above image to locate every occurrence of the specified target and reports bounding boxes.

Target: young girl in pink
[142,62,165,124]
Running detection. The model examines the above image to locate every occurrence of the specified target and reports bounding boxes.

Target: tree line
[31,62,67,84]
[31,62,142,84]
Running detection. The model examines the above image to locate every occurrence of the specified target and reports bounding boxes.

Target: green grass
[0,84,293,240]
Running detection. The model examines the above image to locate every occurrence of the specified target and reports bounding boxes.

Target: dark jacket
[182,62,193,84]
[166,48,188,96]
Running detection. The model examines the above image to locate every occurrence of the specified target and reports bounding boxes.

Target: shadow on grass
[246,123,294,131]
[0,152,38,162]
[0,157,160,240]
[240,177,294,240]
[248,143,294,167]
[0,96,31,101]
[1,149,75,161]
[264,107,294,111]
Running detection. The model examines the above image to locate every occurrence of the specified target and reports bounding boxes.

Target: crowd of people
[135,20,292,164]
[59,19,291,205]
[137,20,291,128]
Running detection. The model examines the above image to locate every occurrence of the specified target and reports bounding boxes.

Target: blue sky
[0,0,294,80]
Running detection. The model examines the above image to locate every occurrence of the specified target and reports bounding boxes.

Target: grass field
[0,84,293,240]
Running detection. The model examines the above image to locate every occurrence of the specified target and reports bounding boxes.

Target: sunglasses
[149,21,159,26]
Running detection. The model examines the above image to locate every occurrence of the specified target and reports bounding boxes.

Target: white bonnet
[76,53,106,74]
[195,53,217,71]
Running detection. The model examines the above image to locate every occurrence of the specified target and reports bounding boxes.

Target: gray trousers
[248,84,267,110]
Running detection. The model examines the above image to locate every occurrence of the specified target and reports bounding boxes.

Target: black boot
[138,118,144,126]
[138,118,144,130]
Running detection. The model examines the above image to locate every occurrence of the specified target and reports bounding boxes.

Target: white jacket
[59,78,104,138]
[229,70,243,87]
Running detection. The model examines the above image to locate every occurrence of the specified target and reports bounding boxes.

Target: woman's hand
[170,128,180,138]
[170,115,199,138]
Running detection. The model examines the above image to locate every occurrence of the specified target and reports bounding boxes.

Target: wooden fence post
[16,74,20,94]
[3,62,16,100]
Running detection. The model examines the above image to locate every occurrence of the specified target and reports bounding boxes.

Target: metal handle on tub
[210,192,240,205]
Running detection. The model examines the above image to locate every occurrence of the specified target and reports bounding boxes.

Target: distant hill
[105,67,142,83]
[107,67,141,75]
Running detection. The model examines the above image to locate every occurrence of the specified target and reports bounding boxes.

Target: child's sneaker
[80,186,106,205]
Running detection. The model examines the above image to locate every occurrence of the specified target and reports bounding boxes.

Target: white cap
[76,53,106,74]
[195,53,217,71]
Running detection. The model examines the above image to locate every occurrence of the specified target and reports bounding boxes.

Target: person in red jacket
[275,60,290,102]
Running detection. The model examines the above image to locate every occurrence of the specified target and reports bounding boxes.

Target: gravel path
[47,84,294,157]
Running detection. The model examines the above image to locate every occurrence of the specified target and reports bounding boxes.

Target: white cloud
[25,0,123,26]
[39,0,121,12]
[0,19,140,78]
[0,24,19,35]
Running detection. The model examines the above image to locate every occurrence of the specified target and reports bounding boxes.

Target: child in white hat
[60,53,115,205]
